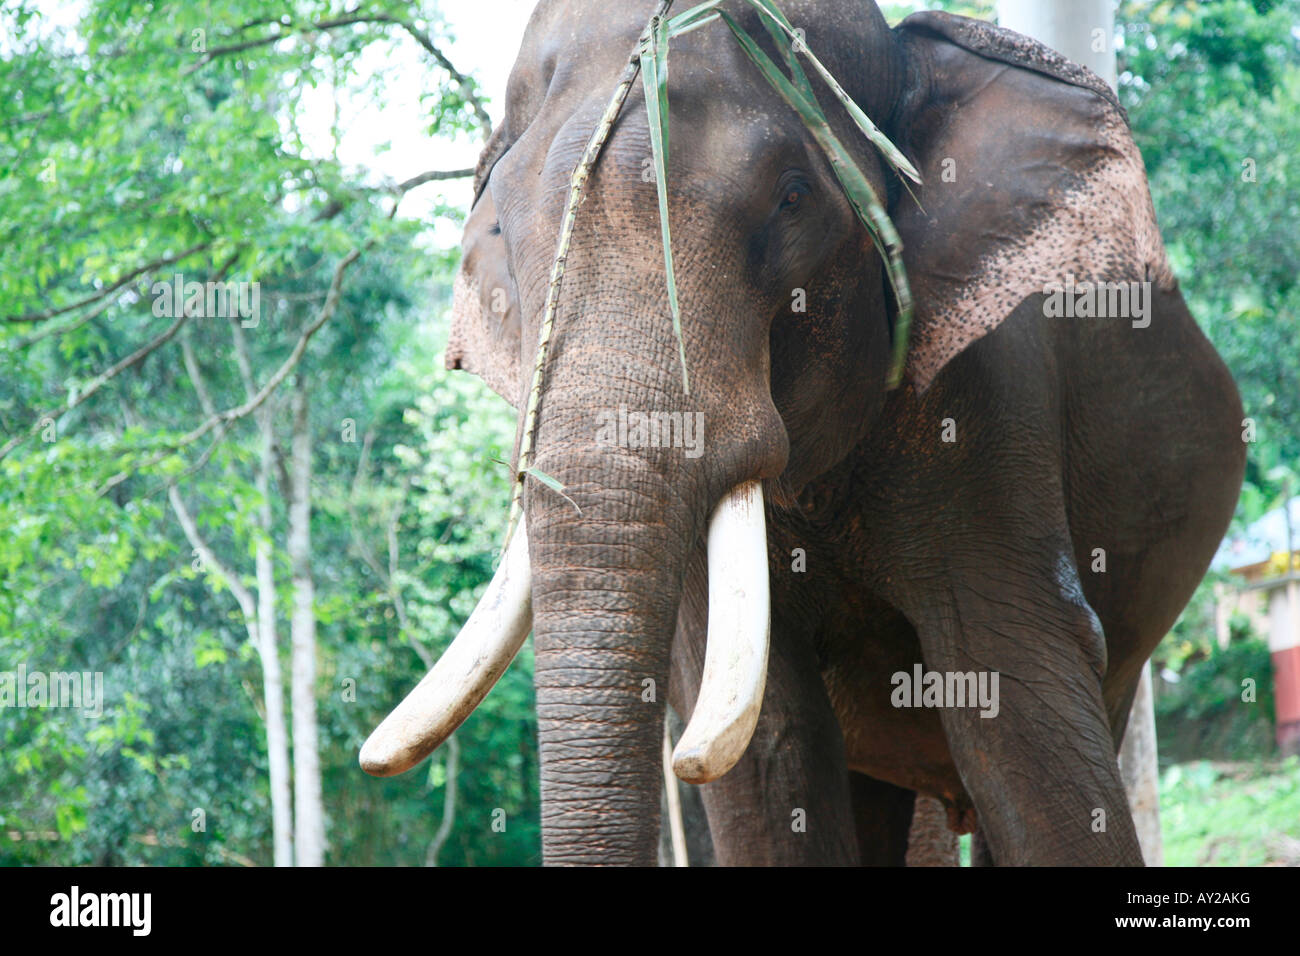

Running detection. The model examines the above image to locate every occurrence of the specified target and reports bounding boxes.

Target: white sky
[294,0,535,240]
[26,0,536,240]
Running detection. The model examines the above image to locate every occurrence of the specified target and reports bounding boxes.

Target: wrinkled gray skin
[447,0,1244,865]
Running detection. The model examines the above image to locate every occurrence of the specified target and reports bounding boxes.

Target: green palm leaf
[666,0,920,184]
[659,0,919,387]
[640,13,691,395]
[524,466,582,515]
[715,7,914,387]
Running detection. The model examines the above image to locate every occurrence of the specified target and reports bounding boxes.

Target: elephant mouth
[360,480,771,785]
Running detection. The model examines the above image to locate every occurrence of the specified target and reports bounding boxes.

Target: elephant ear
[891,12,1176,391]
[445,185,524,410]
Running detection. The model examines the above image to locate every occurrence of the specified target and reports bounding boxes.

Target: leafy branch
[183,9,493,140]
[2,241,213,324]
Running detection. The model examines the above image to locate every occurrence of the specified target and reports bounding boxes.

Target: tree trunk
[289,378,325,866]
[256,412,294,867]
[425,733,459,867]
[1118,664,1164,865]
[168,483,295,868]
[178,324,294,867]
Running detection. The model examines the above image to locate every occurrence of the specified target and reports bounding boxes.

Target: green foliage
[641,10,688,393]
[1118,0,1300,668]
[0,0,534,866]
[1155,639,1276,762]
[879,1,996,24]
[1119,0,1300,523]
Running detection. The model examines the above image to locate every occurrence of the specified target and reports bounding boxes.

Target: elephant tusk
[360,525,532,777]
[672,481,770,785]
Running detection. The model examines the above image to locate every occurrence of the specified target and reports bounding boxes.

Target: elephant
[362,0,1245,866]
[656,703,958,865]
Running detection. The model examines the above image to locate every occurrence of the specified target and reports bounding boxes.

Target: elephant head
[363,0,1175,864]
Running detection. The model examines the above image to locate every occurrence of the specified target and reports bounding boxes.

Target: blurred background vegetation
[1,0,1297,865]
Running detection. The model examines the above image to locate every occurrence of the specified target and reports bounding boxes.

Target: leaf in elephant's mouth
[505,0,921,553]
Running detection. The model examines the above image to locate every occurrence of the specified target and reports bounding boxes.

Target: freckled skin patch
[442,1,1244,866]
[894,13,1175,391]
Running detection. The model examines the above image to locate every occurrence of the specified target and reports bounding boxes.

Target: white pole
[996,0,1118,89]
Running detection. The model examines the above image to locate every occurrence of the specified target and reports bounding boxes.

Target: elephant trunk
[363,205,786,860]
[512,244,783,861]
[526,462,770,864]
[360,445,772,864]
[527,476,681,865]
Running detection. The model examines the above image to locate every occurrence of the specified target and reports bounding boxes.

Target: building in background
[1215,498,1300,756]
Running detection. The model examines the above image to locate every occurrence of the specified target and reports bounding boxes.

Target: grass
[1160,757,1300,866]
[946,759,1298,866]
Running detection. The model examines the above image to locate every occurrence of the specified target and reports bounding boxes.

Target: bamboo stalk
[505,1,677,551]
[503,0,922,547]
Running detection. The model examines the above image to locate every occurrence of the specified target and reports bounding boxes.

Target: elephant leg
[670,548,857,865]
[848,772,914,866]
[698,639,858,864]
[697,658,857,863]
[909,555,1142,866]
[906,796,960,866]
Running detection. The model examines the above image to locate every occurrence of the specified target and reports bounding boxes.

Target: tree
[0,0,539,866]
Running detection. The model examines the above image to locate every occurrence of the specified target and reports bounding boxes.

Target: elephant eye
[779,180,811,213]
